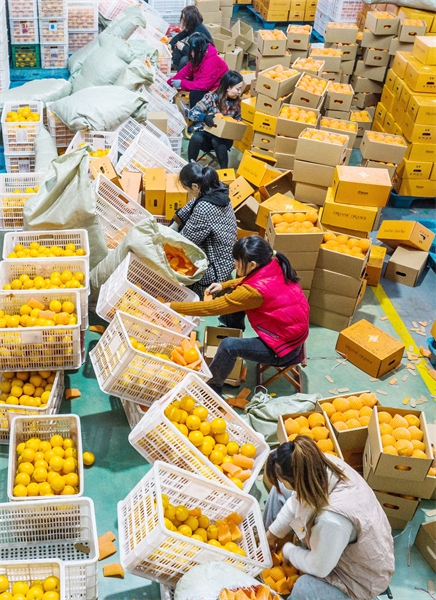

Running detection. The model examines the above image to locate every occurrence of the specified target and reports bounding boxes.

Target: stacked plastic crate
[1,100,43,173]
[147,0,193,24]
[38,0,68,68]
[8,0,40,70]
[0,1,10,91]
[67,0,99,55]
[314,0,364,37]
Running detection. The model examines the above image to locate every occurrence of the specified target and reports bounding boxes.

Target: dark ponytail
[232,236,299,284]
[179,163,224,196]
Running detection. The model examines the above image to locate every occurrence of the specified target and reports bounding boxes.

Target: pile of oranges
[4,269,85,291]
[402,18,425,26]
[321,117,357,132]
[321,392,379,432]
[0,298,77,329]
[263,552,299,595]
[279,105,318,124]
[287,24,311,34]
[350,110,372,123]
[7,242,86,259]
[311,47,342,57]
[272,211,321,234]
[0,370,56,408]
[296,74,327,95]
[366,132,405,145]
[4,106,40,123]
[262,65,298,81]
[327,22,358,29]
[300,128,349,145]
[327,82,353,94]
[373,11,396,18]
[284,412,338,455]
[321,232,371,258]
[377,411,428,458]
[259,29,286,40]
[293,57,324,72]
[164,395,258,489]
[0,574,60,600]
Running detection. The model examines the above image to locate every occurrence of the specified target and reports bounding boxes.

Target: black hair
[216,70,244,112]
[187,32,210,68]
[232,236,299,283]
[179,163,224,197]
[181,5,203,34]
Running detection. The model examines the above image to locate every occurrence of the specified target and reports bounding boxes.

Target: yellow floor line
[372,284,436,397]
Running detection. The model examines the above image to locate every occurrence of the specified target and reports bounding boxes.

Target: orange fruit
[295,416,309,429]
[209,450,224,465]
[393,427,411,441]
[404,414,420,427]
[332,398,350,413]
[381,434,396,448]
[307,413,325,428]
[298,428,314,440]
[390,414,408,430]
[285,418,300,436]
[360,393,377,407]
[188,430,204,447]
[317,438,334,452]
[311,426,329,441]
[330,412,345,424]
[186,415,201,431]
[210,417,226,434]
[411,439,425,451]
[359,416,370,427]
[378,411,392,425]
[343,409,360,422]
[383,446,398,455]
[240,443,256,458]
[184,348,199,364]
[348,396,363,411]
[333,421,348,431]
[347,419,361,429]
[321,402,336,418]
[395,439,413,456]
[379,423,393,436]
[412,449,427,459]
[408,426,423,441]
[428,467,436,477]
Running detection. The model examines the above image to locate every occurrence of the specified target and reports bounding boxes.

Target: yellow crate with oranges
[368,406,434,482]
[277,409,343,459]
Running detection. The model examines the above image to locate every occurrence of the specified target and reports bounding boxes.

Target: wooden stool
[256,344,307,392]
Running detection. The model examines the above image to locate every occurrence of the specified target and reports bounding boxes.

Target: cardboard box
[309,287,361,317]
[384,245,428,287]
[260,171,294,200]
[252,131,276,152]
[352,91,381,110]
[232,20,254,51]
[257,31,287,56]
[321,71,342,84]
[324,86,353,113]
[365,11,399,36]
[336,320,405,378]
[360,130,407,164]
[237,151,281,188]
[412,35,436,65]
[384,68,397,92]
[256,92,293,117]
[331,165,392,208]
[380,86,395,112]
[256,53,292,72]
[365,245,386,286]
[196,0,220,11]
[377,220,435,252]
[407,95,436,125]
[120,171,143,205]
[397,159,433,180]
[393,176,436,198]
[296,129,347,167]
[294,182,328,206]
[275,135,298,155]
[326,42,357,62]
[401,114,436,144]
[340,59,355,76]
[277,409,343,459]
[293,160,335,188]
[368,405,433,480]
[415,521,436,572]
[255,193,305,229]
[222,46,243,71]
[283,251,319,271]
[312,267,364,298]
[354,60,387,82]
[316,233,369,279]
[397,80,412,110]
[360,29,394,50]
[404,56,436,93]
[234,196,259,231]
[148,111,167,134]
[291,74,327,109]
[309,305,353,331]
[165,173,187,220]
[204,12,223,26]
[324,23,358,44]
[322,192,379,234]
[286,25,310,50]
[293,55,326,75]
[276,105,320,138]
[241,98,256,125]
[319,120,357,148]
[375,490,420,524]
[205,115,248,141]
[392,50,411,79]
[216,168,236,184]
[89,155,119,182]
[145,168,166,215]
[204,327,243,384]
[241,72,256,94]
[265,211,323,253]
[297,270,314,289]
[252,111,278,136]
[405,141,436,162]
[255,67,299,100]
[388,37,414,56]
[260,8,289,21]
[229,176,255,209]
[398,20,427,43]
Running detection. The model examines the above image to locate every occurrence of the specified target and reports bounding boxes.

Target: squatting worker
[264,437,395,600]
[169,236,309,396]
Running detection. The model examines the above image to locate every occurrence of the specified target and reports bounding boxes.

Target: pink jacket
[238,259,309,357]
[168,45,228,92]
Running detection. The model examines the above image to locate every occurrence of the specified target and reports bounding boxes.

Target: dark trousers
[189,90,208,108]
[171,47,188,71]
[188,131,233,169]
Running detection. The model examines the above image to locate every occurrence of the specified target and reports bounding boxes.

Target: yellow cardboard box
[237,151,281,187]
[393,177,436,198]
[401,114,436,143]
[331,165,391,208]
[256,194,307,229]
[412,36,436,65]
[407,95,436,124]
[377,219,435,251]
[392,50,412,79]
[241,97,256,123]
[252,111,278,136]
[397,159,433,180]
[165,173,187,220]
[321,188,379,233]
[405,141,436,162]
[404,56,436,92]
[365,245,387,286]
[145,168,166,215]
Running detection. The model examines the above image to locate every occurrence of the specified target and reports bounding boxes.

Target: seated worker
[187,70,244,169]
[168,33,228,108]
[169,5,213,71]
[264,437,395,600]
[169,236,310,396]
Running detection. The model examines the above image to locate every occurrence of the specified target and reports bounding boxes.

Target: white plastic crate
[122,399,148,430]
[314,9,332,36]
[9,19,39,44]
[129,373,269,491]
[3,229,90,261]
[150,70,177,102]
[99,0,135,20]
[0,290,82,371]
[129,28,171,76]
[38,0,67,18]
[139,3,169,34]
[139,87,186,136]
[90,311,211,407]
[0,258,90,330]
[317,0,363,21]
[160,585,175,600]
[96,252,198,334]
[148,0,193,22]
[8,0,38,19]
[116,130,187,177]
[41,44,69,68]
[46,104,75,147]
[8,414,84,501]
[66,130,118,166]
[169,134,183,156]
[96,198,135,250]
[118,461,271,585]
[0,497,98,600]
[0,370,64,444]
[115,117,171,156]
[0,560,65,599]
[2,101,43,155]
[68,30,98,53]
[5,154,36,174]
[67,0,98,30]
[0,172,45,230]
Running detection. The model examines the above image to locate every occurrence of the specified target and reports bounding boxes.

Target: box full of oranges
[286,24,311,50]
[265,210,322,253]
[276,104,319,138]
[360,130,407,164]
[368,406,433,482]
[324,22,359,44]
[365,11,399,36]
[277,409,343,459]
[293,56,326,76]
[317,228,371,278]
[256,66,300,100]
[291,73,327,109]
[309,48,342,72]
[257,29,287,56]
[320,117,357,147]
[296,128,348,167]
[325,82,354,112]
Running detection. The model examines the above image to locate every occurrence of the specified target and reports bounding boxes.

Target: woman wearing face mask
[169,235,309,395]
[169,5,213,71]
[263,437,395,600]
[187,70,244,169]
[170,162,237,298]
[168,32,228,108]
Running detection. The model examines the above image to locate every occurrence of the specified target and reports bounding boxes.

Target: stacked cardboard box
[255,29,291,73]
[197,0,223,28]
[325,22,359,85]
[360,129,407,182]
[377,220,435,288]
[286,23,311,63]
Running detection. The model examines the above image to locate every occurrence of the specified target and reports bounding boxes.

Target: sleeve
[171,61,194,86]
[170,284,263,317]
[282,513,356,579]
[175,199,196,226]
[221,277,244,290]
[180,58,223,92]
[268,495,298,539]
[170,30,188,47]
[189,93,214,123]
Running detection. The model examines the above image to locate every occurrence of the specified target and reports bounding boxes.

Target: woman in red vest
[170,235,309,395]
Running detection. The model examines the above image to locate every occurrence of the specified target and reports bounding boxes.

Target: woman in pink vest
[264,437,395,600]
[170,236,309,395]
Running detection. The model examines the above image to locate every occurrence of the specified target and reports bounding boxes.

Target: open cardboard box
[204,115,248,141]
[316,227,370,279]
[351,75,383,94]
[286,25,311,50]
[257,30,287,56]
[324,22,358,44]
[309,52,341,73]
[256,92,293,117]
[325,42,357,62]
[276,104,320,138]
[336,320,405,378]
[325,83,354,112]
[384,245,429,287]
[312,267,364,298]
[253,131,276,152]
[291,73,327,109]
[294,182,328,207]
[365,11,399,36]
[203,326,243,385]
[319,119,357,147]
[363,47,390,67]
[259,170,294,200]
[295,128,348,167]
[282,251,319,271]
[293,57,326,76]
[354,60,387,82]
[256,52,292,73]
[229,176,255,209]
[256,67,300,100]
[232,20,254,51]
[360,131,407,164]
[265,210,323,253]
[375,490,420,527]
[293,160,335,188]
[237,151,282,188]
[255,194,307,229]
[360,29,393,51]
[234,196,259,231]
